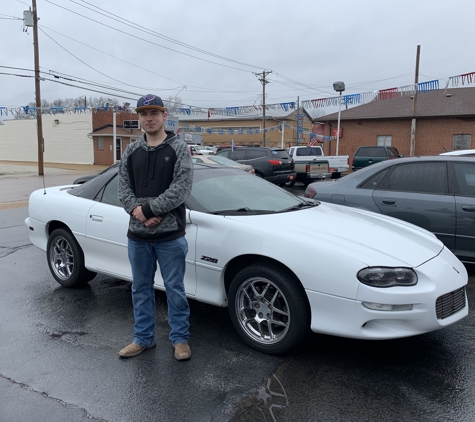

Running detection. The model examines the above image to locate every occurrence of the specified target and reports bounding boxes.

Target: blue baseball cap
[136,94,165,112]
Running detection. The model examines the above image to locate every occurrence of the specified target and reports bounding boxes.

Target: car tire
[228,262,309,354]
[47,228,97,288]
[284,179,296,187]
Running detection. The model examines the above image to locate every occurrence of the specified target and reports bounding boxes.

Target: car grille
[436,287,466,319]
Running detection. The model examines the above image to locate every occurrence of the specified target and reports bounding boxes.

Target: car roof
[440,149,475,156]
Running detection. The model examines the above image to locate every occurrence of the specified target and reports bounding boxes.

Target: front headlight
[357,267,417,288]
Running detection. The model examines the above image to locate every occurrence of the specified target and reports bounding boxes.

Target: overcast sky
[1,0,474,113]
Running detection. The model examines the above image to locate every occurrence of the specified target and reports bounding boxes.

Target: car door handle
[461,206,475,212]
[381,199,396,205]
[90,215,103,222]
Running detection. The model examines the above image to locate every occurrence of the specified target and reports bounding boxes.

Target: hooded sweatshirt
[117,130,193,242]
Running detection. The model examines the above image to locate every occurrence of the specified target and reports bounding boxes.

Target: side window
[387,148,399,157]
[454,162,475,196]
[230,150,247,160]
[101,175,122,207]
[247,150,267,159]
[380,162,448,194]
[359,169,391,189]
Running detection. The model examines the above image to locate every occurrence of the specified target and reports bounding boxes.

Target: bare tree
[165,95,183,112]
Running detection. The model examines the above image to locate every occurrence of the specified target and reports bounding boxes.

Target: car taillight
[306,164,310,172]
[269,160,282,166]
[329,167,335,172]
[304,184,317,198]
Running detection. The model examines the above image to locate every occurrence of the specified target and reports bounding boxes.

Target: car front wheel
[228,262,309,354]
[47,228,97,288]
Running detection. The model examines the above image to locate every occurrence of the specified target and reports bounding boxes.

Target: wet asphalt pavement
[1,178,475,421]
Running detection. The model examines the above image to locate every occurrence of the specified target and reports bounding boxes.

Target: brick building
[314,87,475,160]
[179,108,314,150]
[90,108,314,165]
[89,109,142,165]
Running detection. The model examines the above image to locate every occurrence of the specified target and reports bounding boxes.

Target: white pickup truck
[286,146,349,186]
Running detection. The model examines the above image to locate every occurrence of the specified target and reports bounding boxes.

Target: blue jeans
[127,236,190,347]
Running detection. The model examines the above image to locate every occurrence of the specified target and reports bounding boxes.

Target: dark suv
[352,146,402,171]
[216,147,296,185]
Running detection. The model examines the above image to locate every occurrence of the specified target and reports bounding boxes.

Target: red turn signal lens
[268,160,282,166]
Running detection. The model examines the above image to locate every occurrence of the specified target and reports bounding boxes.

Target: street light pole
[336,91,342,155]
[333,81,345,156]
[281,121,285,148]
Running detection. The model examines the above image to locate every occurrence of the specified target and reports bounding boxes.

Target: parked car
[440,149,475,156]
[305,155,475,263]
[287,145,349,182]
[352,146,402,171]
[216,147,296,186]
[25,165,468,354]
[191,155,255,174]
[196,146,215,155]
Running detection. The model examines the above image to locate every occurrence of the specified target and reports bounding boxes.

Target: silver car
[304,155,475,264]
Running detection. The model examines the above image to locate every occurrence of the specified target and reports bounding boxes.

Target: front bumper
[306,247,468,339]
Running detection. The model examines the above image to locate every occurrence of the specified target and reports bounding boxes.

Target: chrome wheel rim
[235,277,290,345]
[49,236,74,280]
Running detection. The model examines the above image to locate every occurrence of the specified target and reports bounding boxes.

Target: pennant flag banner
[446,72,475,90]
[418,80,439,92]
[2,71,473,119]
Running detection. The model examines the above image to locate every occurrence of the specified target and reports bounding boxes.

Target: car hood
[226,201,444,268]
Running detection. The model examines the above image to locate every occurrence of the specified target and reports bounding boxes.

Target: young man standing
[117,94,194,360]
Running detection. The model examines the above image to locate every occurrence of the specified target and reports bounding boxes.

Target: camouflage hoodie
[117,131,193,242]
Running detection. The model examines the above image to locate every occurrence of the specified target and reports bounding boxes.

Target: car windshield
[69,166,316,215]
[187,169,314,214]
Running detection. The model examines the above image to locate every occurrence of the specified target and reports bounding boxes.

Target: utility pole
[254,70,272,146]
[409,45,421,157]
[32,0,44,175]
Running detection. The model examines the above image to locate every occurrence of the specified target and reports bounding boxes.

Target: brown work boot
[174,343,191,361]
[119,342,156,358]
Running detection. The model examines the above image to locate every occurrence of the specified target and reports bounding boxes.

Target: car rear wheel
[284,179,296,187]
[228,262,309,354]
[47,228,96,288]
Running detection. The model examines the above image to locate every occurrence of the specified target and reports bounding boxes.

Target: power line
[38,26,151,90]
[44,0,257,73]
[39,24,187,87]
[73,0,265,70]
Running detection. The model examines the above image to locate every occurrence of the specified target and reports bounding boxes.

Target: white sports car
[25,164,468,354]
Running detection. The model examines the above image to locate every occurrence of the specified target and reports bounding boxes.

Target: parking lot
[1,162,475,421]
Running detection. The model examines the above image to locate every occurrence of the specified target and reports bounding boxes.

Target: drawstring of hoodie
[143,148,156,187]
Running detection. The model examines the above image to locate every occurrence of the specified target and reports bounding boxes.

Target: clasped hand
[132,206,163,227]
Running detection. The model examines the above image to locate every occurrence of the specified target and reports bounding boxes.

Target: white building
[0,113,93,164]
